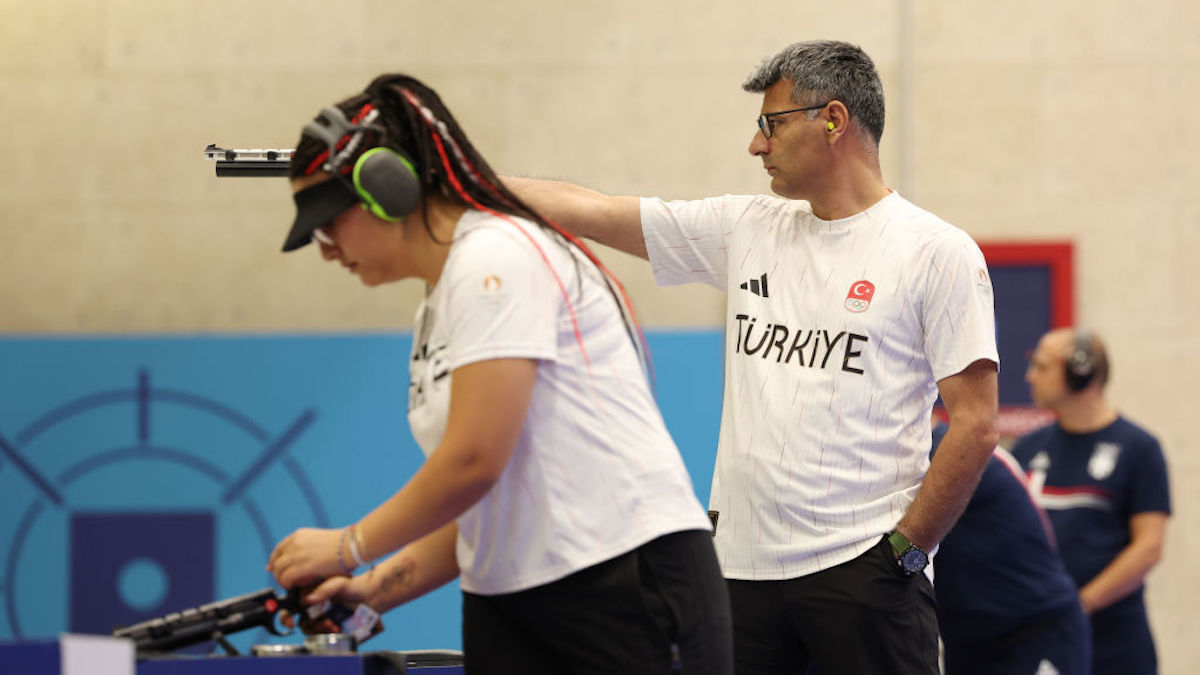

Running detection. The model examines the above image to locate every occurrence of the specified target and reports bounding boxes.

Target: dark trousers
[1092,607,1157,675]
[727,536,939,675]
[943,601,1092,675]
[462,529,733,674]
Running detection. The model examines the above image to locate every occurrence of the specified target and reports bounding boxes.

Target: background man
[1012,328,1170,675]
[931,420,1090,675]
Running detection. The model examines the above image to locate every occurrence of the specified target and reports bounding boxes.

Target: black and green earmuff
[351,146,419,222]
[304,105,421,222]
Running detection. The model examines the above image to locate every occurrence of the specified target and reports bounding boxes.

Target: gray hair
[744,40,885,146]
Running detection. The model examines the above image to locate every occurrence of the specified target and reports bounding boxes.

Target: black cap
[282,179,360,252]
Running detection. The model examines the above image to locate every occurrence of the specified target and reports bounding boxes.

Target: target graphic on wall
[0,369,328,645]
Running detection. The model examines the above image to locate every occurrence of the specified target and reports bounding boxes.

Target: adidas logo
[740,273,769,297]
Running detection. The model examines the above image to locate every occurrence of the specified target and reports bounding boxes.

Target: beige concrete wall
[2,0,1196,668]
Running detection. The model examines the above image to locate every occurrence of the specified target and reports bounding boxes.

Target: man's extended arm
[896,359,999,551]
[504,177,647,258]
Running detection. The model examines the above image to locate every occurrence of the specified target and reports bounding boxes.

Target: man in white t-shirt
[508,40,999,674]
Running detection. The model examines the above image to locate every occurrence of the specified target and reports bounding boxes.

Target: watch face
[899,548,928,575]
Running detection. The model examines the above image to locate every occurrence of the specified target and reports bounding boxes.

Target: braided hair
[289,74,652,380]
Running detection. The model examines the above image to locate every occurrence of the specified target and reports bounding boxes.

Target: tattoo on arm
[379,557,417,595]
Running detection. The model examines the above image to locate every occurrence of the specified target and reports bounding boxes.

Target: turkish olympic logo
[845,280,875,313]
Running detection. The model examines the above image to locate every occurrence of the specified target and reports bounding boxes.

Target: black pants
[1092,607,1157,675]
[727,536,939,675]
[462,529,733,674]
[943,601,1092,675]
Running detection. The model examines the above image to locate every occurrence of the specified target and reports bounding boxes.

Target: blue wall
[0,331,723,652]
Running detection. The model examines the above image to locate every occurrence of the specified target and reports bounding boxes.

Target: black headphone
[1064,329,1097,391]
[304,105,422,222]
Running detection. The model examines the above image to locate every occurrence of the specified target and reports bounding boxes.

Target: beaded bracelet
[336,527,356,574]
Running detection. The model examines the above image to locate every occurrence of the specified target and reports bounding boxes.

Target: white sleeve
[442,228,559,370]
[640,195,755,290]
[919,228,1000,381]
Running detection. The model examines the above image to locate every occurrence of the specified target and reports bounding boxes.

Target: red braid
[397,92,654,382]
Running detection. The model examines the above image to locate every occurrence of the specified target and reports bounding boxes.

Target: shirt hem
[717,535,881,581]
[459,520,712,596]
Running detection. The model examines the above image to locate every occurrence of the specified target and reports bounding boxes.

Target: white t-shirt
[407,209,711,595]
[641,192,998,580]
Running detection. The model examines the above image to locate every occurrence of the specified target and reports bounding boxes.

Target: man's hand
[503,177,646,258]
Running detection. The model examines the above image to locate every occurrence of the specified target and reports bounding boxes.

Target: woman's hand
[267,527,351,589]
[278,573,378,634]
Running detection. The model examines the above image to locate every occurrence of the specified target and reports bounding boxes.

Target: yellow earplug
[827,122,836,131]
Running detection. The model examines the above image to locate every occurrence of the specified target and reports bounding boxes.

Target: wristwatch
[887,530,929,576]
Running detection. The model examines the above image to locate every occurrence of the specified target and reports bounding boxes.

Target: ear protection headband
[303,105,421,222]
[1064,329,1097,391]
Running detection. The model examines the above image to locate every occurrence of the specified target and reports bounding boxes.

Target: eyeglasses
[757,102,831,139]
[312,225,336,247]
